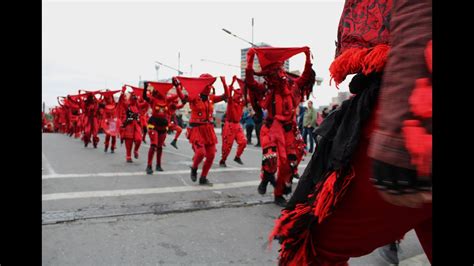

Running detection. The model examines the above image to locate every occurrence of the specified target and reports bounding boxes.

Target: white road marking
[175,137,261,153]
[42,165,308,180]
[43,180,261,201]
[42,152,57,175]
[180,177,191,187]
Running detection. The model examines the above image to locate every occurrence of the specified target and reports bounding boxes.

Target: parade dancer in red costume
[51,105,64,133]
[219,75,247,167]
[118,86,144,163]
[80,91,101,148]
[167,98,185,149]
[174,74,226,185]
[270,0,432,264]
[142,81,183,174]
[63,95,82,138]
[245,46,315,206]
[100,90,121,153]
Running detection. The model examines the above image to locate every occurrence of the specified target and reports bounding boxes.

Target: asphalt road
[42,130,429,265]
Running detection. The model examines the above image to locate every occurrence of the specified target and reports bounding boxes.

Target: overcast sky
[42,0,351,110]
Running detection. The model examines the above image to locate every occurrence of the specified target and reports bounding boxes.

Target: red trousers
[187,124,218,177]
[221,122,246,161]
[125,138,141,161]
[83,117,99,146]
[192,143,216,177]
[104,134,116,150]
[169,122,182,140]
[307,111,432,265]
[147,129,167,166]
[121,121,142,161]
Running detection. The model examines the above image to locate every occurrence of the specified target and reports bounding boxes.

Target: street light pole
[155,61,184,76]
[252,18,254,45]
[222,28,256,47]
[155,64,160,81]
[178,52,181,76]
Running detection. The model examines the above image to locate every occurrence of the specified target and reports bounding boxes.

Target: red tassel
[333,167,356,204]
[329,48,363,86]
[330,46,388,87]
[362,44,390,75]
[313,171,337,223]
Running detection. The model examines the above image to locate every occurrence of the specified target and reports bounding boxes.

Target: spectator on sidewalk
[242,104,255,144]
[302,101,317,153]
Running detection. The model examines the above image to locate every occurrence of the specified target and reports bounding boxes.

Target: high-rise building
[240,42,290,82]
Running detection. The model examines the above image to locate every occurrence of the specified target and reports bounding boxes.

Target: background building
[330,91,351,107]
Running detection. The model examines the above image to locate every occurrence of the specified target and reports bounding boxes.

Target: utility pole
[178,52,181,76]
[155,61,184,75]
[252,18,254,45]
[222,28,256,47]
[155,64,160,81]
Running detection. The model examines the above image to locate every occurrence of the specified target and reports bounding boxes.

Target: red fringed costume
[175,74,226,184]
[245,46,315,205]
[118,86,145,162]
[270,1,433,265]
[142,81,184,173]
[219,76,247,166]
[99,90,121,153]
[63,95,82,138]
[80,90,101,148]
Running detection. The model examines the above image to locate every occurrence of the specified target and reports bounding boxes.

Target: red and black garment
[245,46,315,198]
[270,0,433,265]
[142,82,175,133]
[329,0,392,87]
[270,0,392,263]
[117,86,144,161]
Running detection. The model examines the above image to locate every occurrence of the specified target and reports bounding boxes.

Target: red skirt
[186,123,217,145]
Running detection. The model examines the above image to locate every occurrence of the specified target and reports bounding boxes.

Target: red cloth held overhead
[123,84,145,98]
[146,82,174,97]
[176,76,216,100]
[252,47,309,70]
